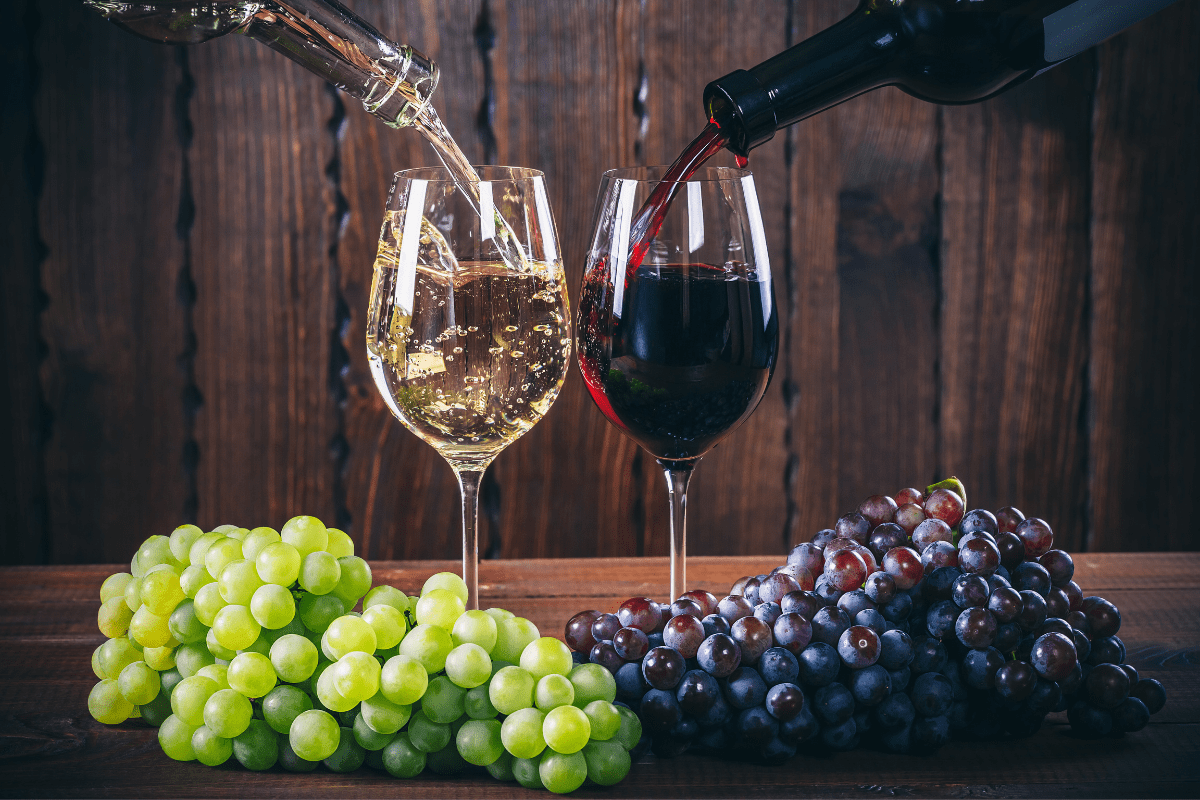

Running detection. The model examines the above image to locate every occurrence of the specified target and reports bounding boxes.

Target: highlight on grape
[564,478,1168,761]
[89,516,639,792]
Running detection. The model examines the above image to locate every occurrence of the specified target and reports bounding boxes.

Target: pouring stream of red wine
[625,120,742,271]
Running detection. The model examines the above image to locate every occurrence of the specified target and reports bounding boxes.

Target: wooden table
[1,555,1197,798]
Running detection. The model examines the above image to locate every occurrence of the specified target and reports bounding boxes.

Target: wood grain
[1090,0,1200,552]
[33,0,190,562]
[940,54,1094,551]
[0,555,1197,798]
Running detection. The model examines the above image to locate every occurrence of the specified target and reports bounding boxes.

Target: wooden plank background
[2,0,1197,565]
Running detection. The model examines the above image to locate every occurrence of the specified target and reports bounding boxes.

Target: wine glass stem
[455,467,486,611]
[660,462,695,602]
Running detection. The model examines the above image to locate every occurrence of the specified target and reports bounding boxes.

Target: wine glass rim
[393,165,545,183]
[601,165,752,183]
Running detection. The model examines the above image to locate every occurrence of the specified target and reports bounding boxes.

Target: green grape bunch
[87,516,638,793]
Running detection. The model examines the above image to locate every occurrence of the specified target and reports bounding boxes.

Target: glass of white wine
[367,166,572,609]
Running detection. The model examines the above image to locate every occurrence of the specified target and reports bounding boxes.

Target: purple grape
[616,597,660,632]
[810,606,851,646]
[696,633,741,678]
[730,616,773,665]
[757,572,801,606]
[1015,517,1054,559]
[994,660,1036,702]
[859,495,898,529]
[1130,678,1166,714]
[753,601,782,628]
[1011,560,1052,597]
[960,508,999,537]
[955,607,998,649]
[836,589,875,618]
[1085,663,1130,709]
[780,590,822,620]
[921,541,958,574]
[864,571,897,604]
[716,594,754,624]
[675,668,719,716]
[669,597,704,619]
[996,531,1025,567]
[835,513,870,543]
[951,574,990,609]
[764,682,805,722]
[1016,590,1047,631]
[1081,596,1122,639]
[962,647,1005,690]
[661,614,704,659]
[591,613,621,642]
[589,640,624,673]
[958,537,1001,575]
[772,612,813,655]
[1030,631,1077,681]
[701,613,731,638]
[612,626,650,661]
[721,666,767,710]
[642,646,686,691]
[1039,549,1074,586]
[868,523,908,561]
[837,625,881,669]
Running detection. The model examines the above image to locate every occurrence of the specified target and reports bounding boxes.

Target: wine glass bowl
[367,166,571,608]
[577,165,778,600]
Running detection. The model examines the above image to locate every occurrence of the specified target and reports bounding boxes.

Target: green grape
[332,556,372,603]
[187,532,222,570]
[228,651,277,698]
[539,750,588,794]
[297,551,339,595]
[117,661,161,705]
[240,526,281,562]
[415,588,465,630]
[361,603,406,650]
[289,709,341,761]
[179,565,214,599]
[232,718,279,770]
[325,615,377,659]
[352,712,397,750]
[271,613,307,639]
[307,659,331,697]
[407,708,451,753]
[98,596,134,638]
[315,663,358,713]
[360,691,411,735]
[485,606,515,622]
[171,675,219,726]
[424,740,466,776]
[262,684,313,734]
[203,537,244,582]
[212,604,260,651]
[89,679,134,724]
[614,705,642,751]
[142,643,177,672]
[542,705,590,754]
[298,593,345,633]
[159,666,184,695]
[364,748,386,771]
[535,674,575,711]
[397,623,453,674]
[489,665,536,715]
[196,664,230,691]
[520,637,573,681]
[140,687,174,727]
[217,559,264,605]
[91,643,106,680]
[137,535,181,572]
[324,527,354,558]
[129,605,172,648]
[381,733,426,778]
[269,633,318,684]
[332,651,381,702]
[464,684,498,719]
[487,750,515,782]
[583,700,621,741]
[250,583,295,630]
[500,707,546,759]
[421,572,469,605]
[123,575,142,613]
[211,524,241,534]
[192,582,227,628]
[363,584,406,612]
[191,724,233,766]
[582,738,631,786]
[100,572,134,604]
[174,641,215,678]
[513,756,545,790]
[169,524,204,565]
[205,627,236,661]
[130,551,143,578]
[97,637,142,679]
[569,662,618,707]
[379,654,428,706]
[254,541,301,587]
[493,617,540,664]
[168,599,207,644]
[158,714,198,761]
[322,726,366,773]
[451,609,498,652]
[280,515,328,557]
[278,736,320,772]
[203,688,253,738]
[456,719,503,766]
[445,643,492,689]
[421,676,467,724]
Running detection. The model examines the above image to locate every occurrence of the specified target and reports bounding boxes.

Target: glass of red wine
[577,166,778,601]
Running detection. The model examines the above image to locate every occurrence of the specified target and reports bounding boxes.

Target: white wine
[367,247,571,469]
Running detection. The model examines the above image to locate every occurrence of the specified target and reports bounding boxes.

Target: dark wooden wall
[2,0,1197,565]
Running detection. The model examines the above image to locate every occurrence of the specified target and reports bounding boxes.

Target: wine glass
[577,166,778,601]
[367,166,572,609]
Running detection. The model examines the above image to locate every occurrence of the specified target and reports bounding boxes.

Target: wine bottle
[85,0,438,129]
[705,0,1181,155]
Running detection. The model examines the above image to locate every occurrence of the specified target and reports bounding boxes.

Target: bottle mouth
[600,166,752,184]
[703,70,777,157]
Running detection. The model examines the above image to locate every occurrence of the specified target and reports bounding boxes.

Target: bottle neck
[704,3,903,156]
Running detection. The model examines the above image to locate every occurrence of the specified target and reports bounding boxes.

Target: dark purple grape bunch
[562,478,1167,762]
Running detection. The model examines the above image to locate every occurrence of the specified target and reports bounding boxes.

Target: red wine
[578,262,778,463]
